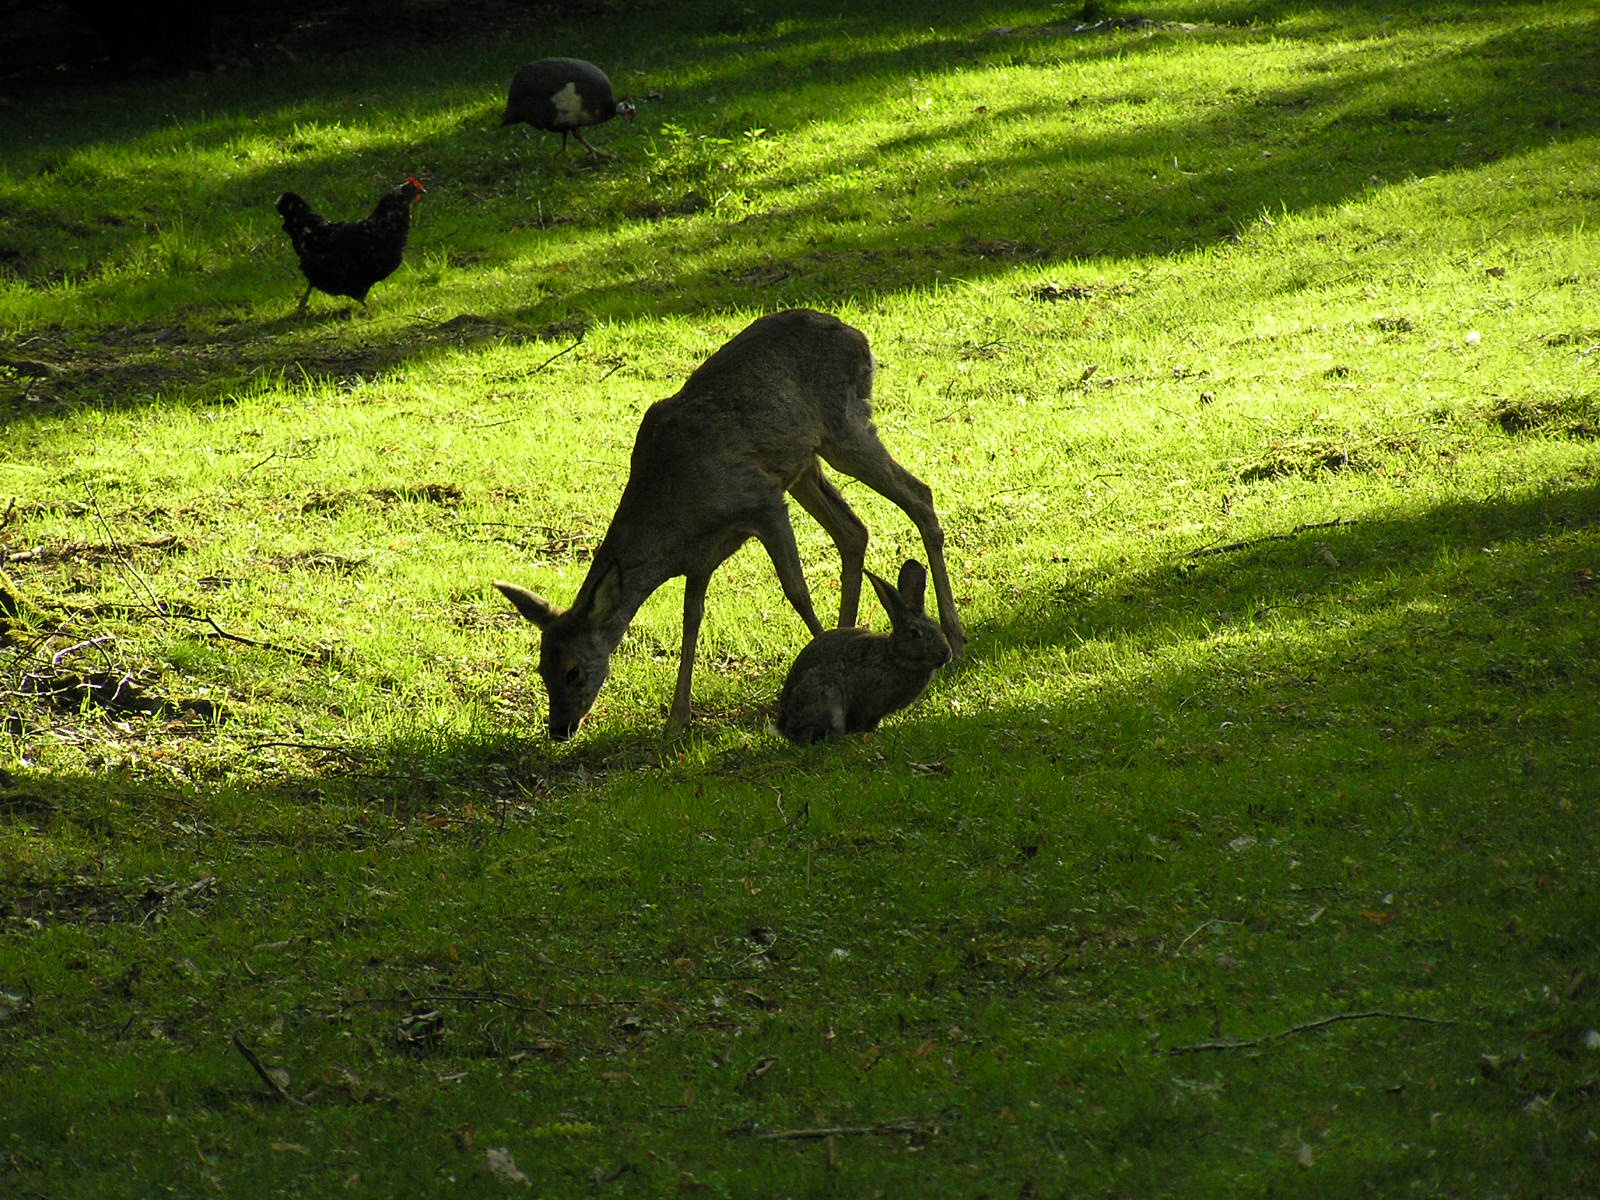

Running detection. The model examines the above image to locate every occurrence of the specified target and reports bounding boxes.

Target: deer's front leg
[668,573,712,733]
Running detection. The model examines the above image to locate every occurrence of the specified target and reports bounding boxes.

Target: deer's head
[495,568,624,740]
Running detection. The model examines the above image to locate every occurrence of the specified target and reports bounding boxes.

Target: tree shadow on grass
[981,472,1600,658]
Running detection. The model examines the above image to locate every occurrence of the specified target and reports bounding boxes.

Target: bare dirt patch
[1489,393,1600,440]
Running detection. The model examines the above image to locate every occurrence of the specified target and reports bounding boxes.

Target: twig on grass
[50,635,116,667]
[522,332,585,377]
[70,489,334,665]
[231,1031,306,1106]
[247,739,364,757]
[188,612,326,664]
[469,335,593,428]
[87,490,165,614]
[248,444,320,473]
[1167,1010,1455,1055]
[2,535,179,565]
[51,506,328,665]
[1186,518,1355,560]
[1174,917,1241,955]
[36,593,322,664]
[737,1117,945,1142]
[87,602,329,664]
[326,986,642,1018]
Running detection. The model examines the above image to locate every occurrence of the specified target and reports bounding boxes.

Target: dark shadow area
[976,474,1600,663]
[0,0,606,88]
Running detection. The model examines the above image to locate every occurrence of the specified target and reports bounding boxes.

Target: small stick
[1173,917,1244,956]
[248,445,319,473]
[1186,518,1355,559]
[522,332,586,377]
[748,1118,942,1141]
[191,613,324,663]
[86,489,165,614]
[326,987,640,1016]
[1167,1010,1454,1055]
[247,740,363,755]
[72,490,322,663]
[231,1032,305,1105]
[469,336,591,428]
[51,635,115,666]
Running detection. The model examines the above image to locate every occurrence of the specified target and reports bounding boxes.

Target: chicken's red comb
[407,176,426,193]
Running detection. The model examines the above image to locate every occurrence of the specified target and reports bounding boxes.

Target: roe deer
[494,308,965,739]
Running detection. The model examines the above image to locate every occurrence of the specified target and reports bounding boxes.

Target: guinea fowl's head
[618,100,637,121]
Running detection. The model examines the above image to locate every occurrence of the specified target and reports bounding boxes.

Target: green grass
[3,0,1600,1196]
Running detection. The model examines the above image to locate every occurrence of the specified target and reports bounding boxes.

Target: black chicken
[275,178,424,313]
[501,58,635,159]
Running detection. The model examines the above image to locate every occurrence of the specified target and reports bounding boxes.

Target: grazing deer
[494,308,964,739]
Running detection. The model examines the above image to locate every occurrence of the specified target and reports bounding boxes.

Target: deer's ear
[589,561,625,624]
[494,580,562,629]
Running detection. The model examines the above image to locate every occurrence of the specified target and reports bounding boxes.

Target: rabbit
[776,559,953,744]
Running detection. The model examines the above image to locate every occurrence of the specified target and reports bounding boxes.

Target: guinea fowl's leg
[574,129,615,160]
[296,282,313,314]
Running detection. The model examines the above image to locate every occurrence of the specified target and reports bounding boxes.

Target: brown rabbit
[776,560,952,744]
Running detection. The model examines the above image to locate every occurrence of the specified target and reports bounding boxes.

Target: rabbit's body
[777,561,951,744]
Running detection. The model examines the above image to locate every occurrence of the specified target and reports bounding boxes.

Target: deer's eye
[564,665,583,687]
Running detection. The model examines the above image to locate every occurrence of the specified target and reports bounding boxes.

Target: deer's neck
[570,533,679,645]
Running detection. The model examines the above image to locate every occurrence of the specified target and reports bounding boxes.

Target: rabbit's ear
[867,569,905,623]
[895,560,928,611]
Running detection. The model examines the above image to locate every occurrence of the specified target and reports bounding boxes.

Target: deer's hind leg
[819,434,966,661]
[787,461,870,629]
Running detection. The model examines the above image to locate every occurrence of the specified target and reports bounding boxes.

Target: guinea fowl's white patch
[550,81,588,126]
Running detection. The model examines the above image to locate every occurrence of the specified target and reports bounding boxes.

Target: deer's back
[683,309,872,410]
[624,310,875,506]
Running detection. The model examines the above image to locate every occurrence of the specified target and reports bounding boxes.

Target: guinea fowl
[501,58,635,159]
[275,178,424,313]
